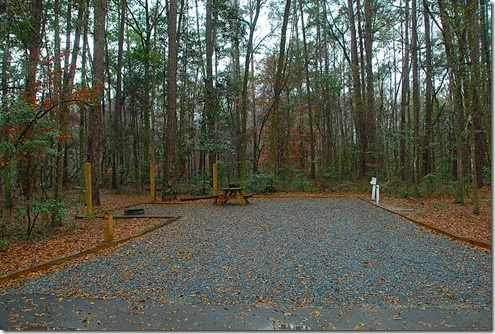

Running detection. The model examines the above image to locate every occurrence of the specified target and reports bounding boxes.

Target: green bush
[423,172,439,194]
[482,165,491,185]
[13,199,69,236]
[47,200,70,227]
[188,170,211,195]
[340,180,353,190]
[290,172,313,192]
[216,161,230,186]
[0,220,6,248]
[245,173,277,193]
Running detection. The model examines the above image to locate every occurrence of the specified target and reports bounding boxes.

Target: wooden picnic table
[214,187,251,206]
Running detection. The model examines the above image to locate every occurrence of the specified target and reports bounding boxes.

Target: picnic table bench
[213,187,252,206]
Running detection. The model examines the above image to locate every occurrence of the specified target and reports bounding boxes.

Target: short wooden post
[84,162,93,219]
[104,213,114,243]
[213,163,218,196]
[150,163,155,203]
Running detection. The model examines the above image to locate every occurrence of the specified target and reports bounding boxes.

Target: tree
[19,0,43,208]
[239,0,262,186]
[438,0,465,203]
[163,0,178,196]
[113,0,126,190]
[205,0,216,175]
[363,0,376,173]
[411,0,420,191]
[270,0,291,174]
[422,0,433,176]
[88,0,107,205]
[347,0,366,176]
[400,0,410,180]
[466,0,481,213]
[299,0,315,179]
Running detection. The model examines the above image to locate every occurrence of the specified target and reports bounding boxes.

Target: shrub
[0,219,6,248]
[340,180,353,190]
[188,170,211,195]
[482,165,491,185]
[423,172,439,194]
[47,200,70,227]
[245,173,277,193]
[290,172,313,192]
[13,199,69,237]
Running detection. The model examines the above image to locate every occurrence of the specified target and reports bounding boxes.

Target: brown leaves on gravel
[0,217,172,277]
[377,187,491,243]
[0,188,179,280]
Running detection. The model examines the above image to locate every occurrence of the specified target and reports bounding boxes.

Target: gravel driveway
[2,198,491,329]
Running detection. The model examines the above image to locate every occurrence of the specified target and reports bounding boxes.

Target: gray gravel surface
[4,198,491,311]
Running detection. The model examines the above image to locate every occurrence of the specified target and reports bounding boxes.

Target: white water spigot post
[370,177,377,200]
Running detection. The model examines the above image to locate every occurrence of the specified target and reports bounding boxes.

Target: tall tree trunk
[269,0,291,174]
[2,15,12,208]
[232,0,242,178]
[479,0,491,162]
[411,0,420,190]
[400,0,409,180]
[468,1,485,188]
[422,0,433,176]
[21,0,43,203]
[364,0,376,175]
[467,0,481,212]
[79,0,90,200]
[205,0,216,176]
[438,0,464,203]
[299,0,315,179]
[113,0,125,190]
[347,0,366,176]
[54,0,63,200]
[251,54,258,173]
[239,0,262,186]
[163,0,178,197]
[88,0,107,205]
[61,0,73,187]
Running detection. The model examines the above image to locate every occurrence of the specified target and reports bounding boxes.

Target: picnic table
[214,187,252,206]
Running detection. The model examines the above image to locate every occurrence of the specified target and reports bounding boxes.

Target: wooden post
[104,213,114,243]
[84,162,93,219]
[150,163,155,203]
[213,163,218,196]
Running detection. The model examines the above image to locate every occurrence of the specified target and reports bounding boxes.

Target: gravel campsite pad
[1,198,491,330]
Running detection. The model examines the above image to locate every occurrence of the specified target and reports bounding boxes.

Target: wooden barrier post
[104,213,114,243]
[213,163,218,196]
[84,162,93,219]
[150,163,155,203]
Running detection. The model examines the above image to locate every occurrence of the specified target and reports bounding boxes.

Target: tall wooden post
[213,163,218,196]
[150,163,155,203]
[84,162,93,219]
[104,212,114,243]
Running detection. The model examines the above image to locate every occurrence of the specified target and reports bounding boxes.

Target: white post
[370,177,377,200]
[376,185,380,205]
